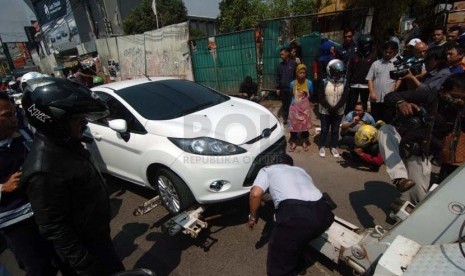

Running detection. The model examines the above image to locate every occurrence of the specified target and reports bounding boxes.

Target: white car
[86,77,286,214]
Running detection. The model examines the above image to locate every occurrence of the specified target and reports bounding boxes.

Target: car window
[116,79,230,120]
[93,91,147,134]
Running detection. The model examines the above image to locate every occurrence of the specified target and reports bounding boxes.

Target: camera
[389,56,424,80]
[394,106,432,130]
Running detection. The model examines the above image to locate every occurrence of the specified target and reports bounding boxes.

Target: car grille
[243,136,287,187]
[244,124,277,145]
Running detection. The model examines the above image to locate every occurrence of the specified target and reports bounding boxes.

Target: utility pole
[152,0,160,29]
[98,0,113,37]
[83,0,98,38]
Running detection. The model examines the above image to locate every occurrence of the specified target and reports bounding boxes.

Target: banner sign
[34,0,67,25]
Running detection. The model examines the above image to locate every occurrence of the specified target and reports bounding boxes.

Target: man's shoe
[319,147,326,157]
[393,178,416,193]
[331,148,340,158]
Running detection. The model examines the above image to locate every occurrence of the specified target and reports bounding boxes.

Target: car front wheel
[155,168,195,214]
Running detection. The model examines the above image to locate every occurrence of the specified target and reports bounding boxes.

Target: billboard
[34,0,81,52]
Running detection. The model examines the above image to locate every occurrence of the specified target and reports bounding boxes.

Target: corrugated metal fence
[261,8,372,90]
[190,30,258,94]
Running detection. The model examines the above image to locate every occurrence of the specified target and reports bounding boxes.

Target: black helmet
[22,77,108,140]
[358,34,373,57]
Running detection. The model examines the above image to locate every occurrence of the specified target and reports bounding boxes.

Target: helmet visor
[84,110,110,122]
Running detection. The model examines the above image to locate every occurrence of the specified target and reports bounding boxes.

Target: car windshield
[116,79,230,120]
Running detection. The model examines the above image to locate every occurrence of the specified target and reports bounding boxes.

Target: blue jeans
[319,113,343,149]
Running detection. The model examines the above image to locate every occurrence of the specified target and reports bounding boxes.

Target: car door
[86,91,148,185]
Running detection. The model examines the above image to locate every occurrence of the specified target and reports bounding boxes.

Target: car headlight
[168,137,246,156]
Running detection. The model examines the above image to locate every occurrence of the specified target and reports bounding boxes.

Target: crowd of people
[254,25,465,274]
[1,22,465,276]
[274,25,465,200]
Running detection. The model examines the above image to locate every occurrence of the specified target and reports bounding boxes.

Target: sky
[183,0,221,19]
[0,0,36,42]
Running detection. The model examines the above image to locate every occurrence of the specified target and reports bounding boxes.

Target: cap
[408,38,422,47]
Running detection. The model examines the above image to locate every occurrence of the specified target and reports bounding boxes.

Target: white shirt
[253,164,322,208]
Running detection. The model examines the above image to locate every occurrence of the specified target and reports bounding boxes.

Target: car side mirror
[108,119,127,133]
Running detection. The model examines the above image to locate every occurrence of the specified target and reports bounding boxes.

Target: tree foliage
[217,0,316,34]
[345,0,430,45]
[123,0,188,35]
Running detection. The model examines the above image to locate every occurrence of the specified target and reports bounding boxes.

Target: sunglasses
[344,35,353,38]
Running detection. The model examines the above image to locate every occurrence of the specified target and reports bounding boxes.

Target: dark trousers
[0,218,58,276]
[319,113,343,149]
[370,102,386,122]
[346,87,369,114]
[267,198,334,276]
[289,131,310,143]
[74,233,124,275]
[339,133,356,149]
[280,89,292,122]
[438,163,459,183]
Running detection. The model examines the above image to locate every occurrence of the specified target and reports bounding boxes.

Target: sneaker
[393,178,416,193]
[319,148,326,157]
[331,148,340,158]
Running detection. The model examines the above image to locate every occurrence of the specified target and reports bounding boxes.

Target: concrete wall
[94,22,193,81]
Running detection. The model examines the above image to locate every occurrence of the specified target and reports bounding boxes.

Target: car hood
[144,98,279,145]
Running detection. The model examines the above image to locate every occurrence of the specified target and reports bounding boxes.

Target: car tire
[155,168,196,214]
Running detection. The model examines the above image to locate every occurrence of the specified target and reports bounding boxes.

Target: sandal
[289,143,297,152]
[302,141,309,152]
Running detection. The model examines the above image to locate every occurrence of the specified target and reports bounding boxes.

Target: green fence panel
[260,8,370,91]
[262,20,284,91]
[190,30,257,95]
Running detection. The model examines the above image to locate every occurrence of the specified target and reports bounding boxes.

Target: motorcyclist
[345,34,377,113]
[20,77,124,275]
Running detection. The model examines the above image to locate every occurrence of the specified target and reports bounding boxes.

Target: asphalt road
[0,100,397,276]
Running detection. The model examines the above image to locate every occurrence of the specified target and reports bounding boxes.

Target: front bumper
[169,134,285,204]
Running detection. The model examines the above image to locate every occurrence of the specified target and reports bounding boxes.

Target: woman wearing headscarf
[288,64,313,152]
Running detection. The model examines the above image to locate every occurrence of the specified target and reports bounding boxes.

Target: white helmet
[20,72,44,91]
[326,59,345,82]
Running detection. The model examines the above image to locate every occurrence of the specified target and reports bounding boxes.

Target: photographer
[400,47,451,93]
[378,73,465,205]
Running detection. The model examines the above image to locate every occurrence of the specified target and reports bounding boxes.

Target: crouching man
[248,154,334,276]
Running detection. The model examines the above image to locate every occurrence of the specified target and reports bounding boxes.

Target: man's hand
[369,93,377,102]
[401,68,415,81]
[354,147,364,156]
[398,101,420,117]
[248,186,263,231]
[247,216,257,230]
[2,171,21,192]
[353,115,360,124]
[276,90,280,97]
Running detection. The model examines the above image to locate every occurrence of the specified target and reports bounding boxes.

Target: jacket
[20,131,112,273]
[0,130,33,228]
[275,58,297,90]
[347,51,377,85]
[384,88,465,157]
[319,79,349,115]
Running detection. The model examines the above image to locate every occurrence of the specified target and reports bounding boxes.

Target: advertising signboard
[34,0,81,52]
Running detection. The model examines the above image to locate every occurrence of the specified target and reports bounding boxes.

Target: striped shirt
[366,57,397,103]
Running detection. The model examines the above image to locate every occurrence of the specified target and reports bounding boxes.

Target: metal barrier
[189,29,258,95]
[260,8,371,91]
